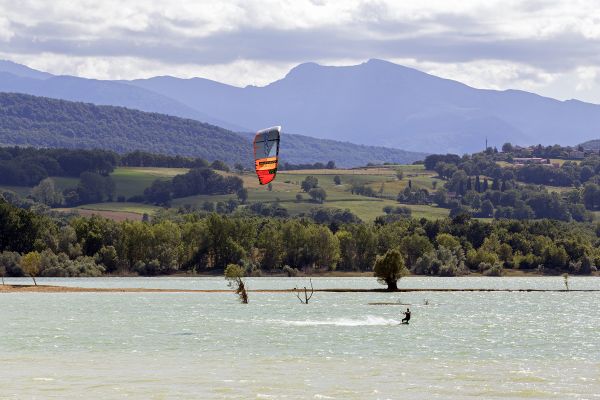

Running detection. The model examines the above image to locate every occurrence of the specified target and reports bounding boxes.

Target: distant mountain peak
[284,61,322,77]
[0,60,53,80]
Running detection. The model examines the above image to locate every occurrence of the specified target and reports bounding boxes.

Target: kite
[253,126,281,185]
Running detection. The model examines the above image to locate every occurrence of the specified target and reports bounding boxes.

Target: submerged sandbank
[1,285,598,293]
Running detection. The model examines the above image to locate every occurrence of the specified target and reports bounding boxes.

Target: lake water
[1,277,599,399]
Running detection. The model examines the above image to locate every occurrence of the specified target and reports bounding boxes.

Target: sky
[1,0,600,103]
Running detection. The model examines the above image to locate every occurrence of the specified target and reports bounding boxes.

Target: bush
[479,262,504,276]
[309,187,327,203]
[513,253,538,270]
[282,265,299,277]
[0,251,23,276]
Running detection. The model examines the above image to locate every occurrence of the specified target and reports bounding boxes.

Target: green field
[0,165,451,221]
[111,167,189,198]
[50,177,80,191]
[3,165,449,221]
[170,166,448,221]
[75,202,161,214]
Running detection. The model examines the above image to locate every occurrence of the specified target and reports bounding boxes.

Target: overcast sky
[1,0,600,103]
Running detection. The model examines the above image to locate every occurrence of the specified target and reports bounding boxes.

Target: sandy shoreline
[1,285,598,293]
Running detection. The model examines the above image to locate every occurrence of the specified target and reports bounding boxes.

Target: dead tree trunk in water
[235,277,249,304]
[295,279,314,304]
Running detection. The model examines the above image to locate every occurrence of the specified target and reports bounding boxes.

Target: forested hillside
[0,92,426,167]
[581,139,600,150]
[0,93,251,165]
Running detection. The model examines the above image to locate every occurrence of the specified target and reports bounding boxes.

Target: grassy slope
[10,164,600,222]
[170,165,448,221]
[111,167,189,198]
[0,165,451,221]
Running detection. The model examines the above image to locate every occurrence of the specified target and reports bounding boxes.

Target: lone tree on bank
[373,249,408,291]
[21,251,42,286]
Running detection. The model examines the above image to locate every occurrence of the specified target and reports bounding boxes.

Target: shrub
[479,262,504,276]
[282,265,299,277]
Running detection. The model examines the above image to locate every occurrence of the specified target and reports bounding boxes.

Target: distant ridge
[0,60,53,80]
[0,92,426,167]
[0,92,251,165]
[239,132,427,167]
[0,66,243,131]
[580,139,600,150]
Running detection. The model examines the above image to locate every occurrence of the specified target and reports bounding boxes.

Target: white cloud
[1,0,600,102]
[0,16,13,42]
[575,66,600,92]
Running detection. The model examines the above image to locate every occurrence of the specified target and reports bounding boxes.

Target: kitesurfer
[402,308,411,324]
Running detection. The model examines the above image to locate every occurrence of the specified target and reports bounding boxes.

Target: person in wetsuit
[402,308,411,324]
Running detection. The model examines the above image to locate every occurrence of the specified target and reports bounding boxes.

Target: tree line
[142,168,244,205]
[1,198,598,282]
[0,146,221,187]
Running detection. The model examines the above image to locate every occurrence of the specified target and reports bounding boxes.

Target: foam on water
[273,315,399,327]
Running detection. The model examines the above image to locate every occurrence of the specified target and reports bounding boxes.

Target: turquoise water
[1,277,599,399]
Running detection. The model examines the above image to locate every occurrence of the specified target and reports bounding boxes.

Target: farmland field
[3,165,451,221]
[174,166,447,221]
[111,167,189,198]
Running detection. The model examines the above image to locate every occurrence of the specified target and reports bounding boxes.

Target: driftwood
[294,279,314,304]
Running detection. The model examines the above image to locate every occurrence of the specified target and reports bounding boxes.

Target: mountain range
[1,59,600,153]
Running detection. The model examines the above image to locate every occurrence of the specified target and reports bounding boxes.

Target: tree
[305,224,340,269]
[480,200,494,218]
[236,188,248,204]
[482,178,489,191]
[224,263,248,303]
[95,246,119,273]
[436,233,461,251]
[234,163,245,174]
[210,160,230,172]
[583,183,600,210]
[400,234,433,267]
[373,248,408,290]
[309,187,327,203]
[31,178,64,206]
[502,143,514,153]
[143,179,172,205]
[74,172,115,204]
[21,251,42,285]
[433,187,448,207]
[301,176,319,192]
[333,175,342,185]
